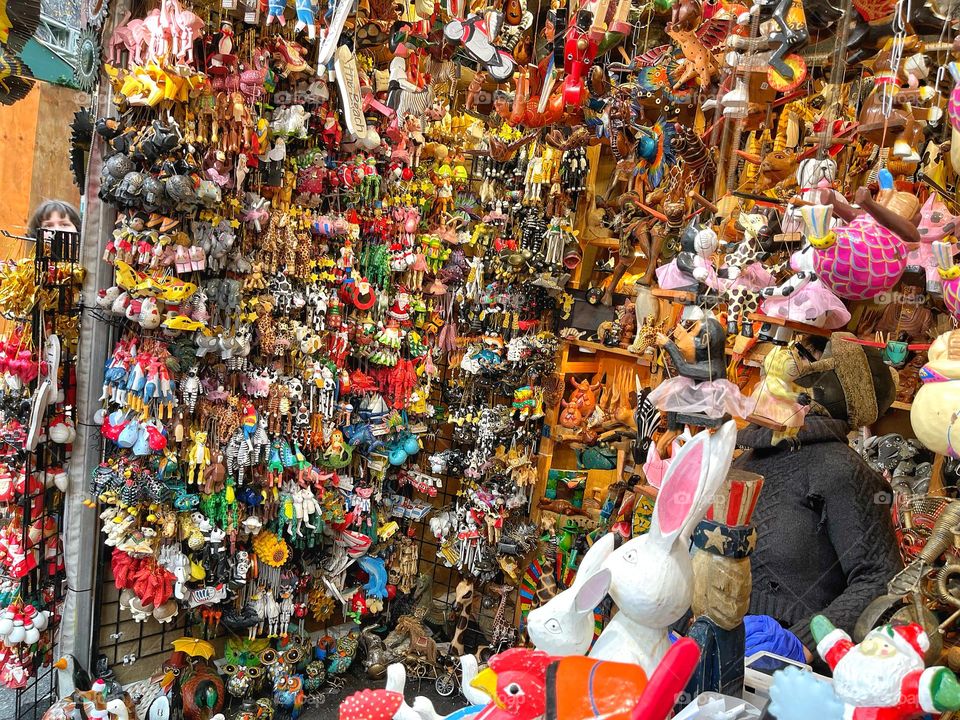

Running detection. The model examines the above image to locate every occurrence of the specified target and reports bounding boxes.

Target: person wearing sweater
[732,333,903,665]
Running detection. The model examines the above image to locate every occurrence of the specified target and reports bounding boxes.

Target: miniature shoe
[25,380,52,452]
[44,334,62,404]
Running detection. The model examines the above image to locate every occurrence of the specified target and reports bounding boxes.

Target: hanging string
[818,0,855,160]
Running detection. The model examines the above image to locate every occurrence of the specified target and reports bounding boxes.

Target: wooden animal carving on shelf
[672,123,716,189]
[664,17,728,92]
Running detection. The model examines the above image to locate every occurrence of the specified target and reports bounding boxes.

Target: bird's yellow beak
[53,658,68,671]
[160,670,175,690]
[471,668,500,707]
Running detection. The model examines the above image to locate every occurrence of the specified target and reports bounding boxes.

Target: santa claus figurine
[811,615,960,719]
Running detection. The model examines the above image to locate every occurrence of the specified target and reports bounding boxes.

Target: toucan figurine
[53,654,92,696]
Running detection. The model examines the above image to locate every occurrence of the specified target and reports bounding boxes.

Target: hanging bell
[8,619,26,644]
[24,625,39,645]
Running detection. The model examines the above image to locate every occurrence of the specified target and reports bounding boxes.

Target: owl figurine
[273,674,305,720]
[327,630,360,675]
[302,661,326,694]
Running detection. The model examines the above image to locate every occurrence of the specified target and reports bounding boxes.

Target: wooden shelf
[587,237,622,249]
[651,288,698,303]
[746,313,835,338]
[564,337,653,364]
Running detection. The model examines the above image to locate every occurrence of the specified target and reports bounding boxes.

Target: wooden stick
[687,191,718,214]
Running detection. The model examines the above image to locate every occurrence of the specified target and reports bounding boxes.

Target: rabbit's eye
[623,549,638,564]
[505,683,523,696]
[545,619,562,634]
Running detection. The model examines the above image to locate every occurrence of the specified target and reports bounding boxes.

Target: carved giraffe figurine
[488,584,515,646]
[449,580,475,657]
[535,561,559,607]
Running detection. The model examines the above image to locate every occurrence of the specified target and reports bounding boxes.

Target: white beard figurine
[769,616,960,720]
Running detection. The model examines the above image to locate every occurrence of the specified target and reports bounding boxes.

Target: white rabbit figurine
[579,420,738,675]
[526,533,615,657]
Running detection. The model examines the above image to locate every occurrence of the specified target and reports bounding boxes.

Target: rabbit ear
[649,421,738,549]
[649,429,709,548]
[575,532,616,582]
[682,420,737,538]
[574,568,611,614]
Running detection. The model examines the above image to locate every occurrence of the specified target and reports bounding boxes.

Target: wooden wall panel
[30,82,82,220]
[0,82,82,261]
[0,84,41,243]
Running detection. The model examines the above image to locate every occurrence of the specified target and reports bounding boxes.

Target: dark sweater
[733,416,903,650]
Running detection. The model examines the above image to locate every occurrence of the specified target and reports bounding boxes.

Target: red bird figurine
[471,648,556,720]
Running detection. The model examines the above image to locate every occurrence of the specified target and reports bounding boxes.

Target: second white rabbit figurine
[561,420,739,675]
[526,533,615,656]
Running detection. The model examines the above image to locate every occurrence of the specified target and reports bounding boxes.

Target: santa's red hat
[876,623,929,662]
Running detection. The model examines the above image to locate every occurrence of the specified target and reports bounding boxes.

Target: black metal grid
[87,129,547,687]
[10,228,81,720]
[88,306,208,685]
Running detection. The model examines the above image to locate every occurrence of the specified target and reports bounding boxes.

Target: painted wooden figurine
[808,172,918,302]
[532,422,737,675]
[747,344,810,439]
[769,618,960,720]
[649,317,751,429]
[682,469,763,703]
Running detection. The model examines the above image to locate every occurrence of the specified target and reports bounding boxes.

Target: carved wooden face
[691,552,751,630]
[674,322,698,362]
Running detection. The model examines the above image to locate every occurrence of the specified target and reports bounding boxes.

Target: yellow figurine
[186,430,211,485]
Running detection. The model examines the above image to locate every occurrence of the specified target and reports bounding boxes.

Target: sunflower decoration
[307,587,335,622]
[84,0,110,28]
[70,108,93,190]
[0,45,33,106]
[251,531,289,567]
[0,0,40,54]
[74,26,102,94]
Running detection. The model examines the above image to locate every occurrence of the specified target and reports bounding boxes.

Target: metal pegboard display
[0,228,83,720]
[90,356,539,686]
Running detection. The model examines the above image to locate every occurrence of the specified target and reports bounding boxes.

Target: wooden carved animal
[180,659,225,720]
[568,376,601,416]
[449,580,475,657]
[736,149,800,191]
[559,399,585,429]
[142,9,169,61]
[546,125,594,152]
[665,24,720,91]
[537,497,590,518]
[395,614,437,665]
[109,12,148,65]
[489,131,538,162]
[672,123,716,187]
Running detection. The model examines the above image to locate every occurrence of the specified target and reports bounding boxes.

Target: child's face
[41,212,77,233]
